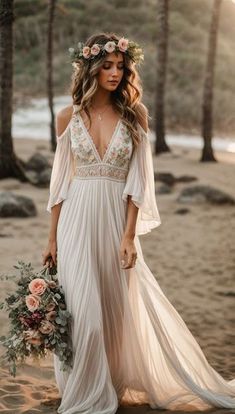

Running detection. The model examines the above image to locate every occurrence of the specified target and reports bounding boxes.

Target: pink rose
[25,294,41,312]
[23,329,43,345]
[104,41,116,53]
[82,46,91,59]
[28,278,47,295]
[47,280,58,289]
[46,301,56,311]
[91,44,100,56]
[45,311,56,321]
[118,37,129,52]
[39,320,55,335]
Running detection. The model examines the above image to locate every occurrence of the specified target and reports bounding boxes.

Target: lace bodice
[70,111,134,182]
[47,106,161,235]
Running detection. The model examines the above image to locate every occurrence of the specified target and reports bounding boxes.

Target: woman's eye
[103,65,124,70]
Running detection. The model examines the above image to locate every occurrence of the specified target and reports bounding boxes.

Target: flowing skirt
[54,176,235,414]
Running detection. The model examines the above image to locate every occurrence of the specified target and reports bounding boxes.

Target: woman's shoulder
[135,102,149,133]
[56,105,74,137]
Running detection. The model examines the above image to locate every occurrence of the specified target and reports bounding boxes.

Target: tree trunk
[201,0,222,162]
[155,0,170,155]
[0,0,27,180]
[47,0,56,152]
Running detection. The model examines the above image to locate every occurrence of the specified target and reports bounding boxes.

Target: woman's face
[97,52,124,91]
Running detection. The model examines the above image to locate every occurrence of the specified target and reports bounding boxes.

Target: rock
[154,172,176,186]
[24,170,38,185]
[0,192,37,217]
[175,208,190,215]
[217,291,235,297]
[36,168,52,188]
[156,184,172,194]
[0,233,12,237]
[25,168,52,187]
[177,185,235,205]
[154,172,198,186]
[25,153,51,173]
[176,175,198,183]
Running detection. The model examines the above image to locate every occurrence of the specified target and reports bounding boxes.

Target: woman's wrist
[123,231,136,241]
[48,234,57,243]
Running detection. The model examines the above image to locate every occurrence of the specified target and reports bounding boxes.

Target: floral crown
[68,37,144,66]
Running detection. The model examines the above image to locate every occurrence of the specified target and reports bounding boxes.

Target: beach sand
[0,138,234,413]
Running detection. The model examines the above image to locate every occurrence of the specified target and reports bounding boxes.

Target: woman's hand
[119,236,137,269]
[42,239,57,268]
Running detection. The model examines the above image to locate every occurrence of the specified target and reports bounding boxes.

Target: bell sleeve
[122,123,161,236]
[46,125,75,213]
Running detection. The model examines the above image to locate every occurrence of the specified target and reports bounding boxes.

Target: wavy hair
[70,32,145,146]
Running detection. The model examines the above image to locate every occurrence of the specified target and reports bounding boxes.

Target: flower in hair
[90,44,100,56]
[68,37,144,66]
[104,41,116,53]
[82,46,91,59]
[118,37,128,52]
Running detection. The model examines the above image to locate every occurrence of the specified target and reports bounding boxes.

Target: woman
[43,32,235,413]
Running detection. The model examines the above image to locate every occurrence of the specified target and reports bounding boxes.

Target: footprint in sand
[1,384,22,393]
[2,393,25,406]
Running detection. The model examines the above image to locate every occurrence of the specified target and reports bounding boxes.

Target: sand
[0,138,234,413]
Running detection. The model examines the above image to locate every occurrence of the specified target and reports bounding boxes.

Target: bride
[42,32,235,413]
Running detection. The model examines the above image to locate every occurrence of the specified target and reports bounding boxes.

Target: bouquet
[0,261,73,377]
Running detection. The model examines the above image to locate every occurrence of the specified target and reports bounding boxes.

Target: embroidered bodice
[70,111,134,182]
[47,105,161,233]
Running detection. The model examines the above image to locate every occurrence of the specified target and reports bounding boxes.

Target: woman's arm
[119,103,148,269]
[42,203,62,268]
[42,106,73,268]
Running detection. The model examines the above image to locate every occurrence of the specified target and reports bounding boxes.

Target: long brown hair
[70,32,144,146]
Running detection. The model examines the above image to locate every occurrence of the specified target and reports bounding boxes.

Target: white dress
[47,105,235,414]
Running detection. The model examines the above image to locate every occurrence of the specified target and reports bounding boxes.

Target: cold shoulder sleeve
[46,122,75,213]
[122,123,161,235]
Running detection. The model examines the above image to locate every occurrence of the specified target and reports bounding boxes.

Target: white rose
[104,41,116,53]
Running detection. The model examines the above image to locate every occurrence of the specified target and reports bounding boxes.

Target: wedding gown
[47,105,235,414]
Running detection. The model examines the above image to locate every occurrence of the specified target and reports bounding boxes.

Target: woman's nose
[111,66,118,76]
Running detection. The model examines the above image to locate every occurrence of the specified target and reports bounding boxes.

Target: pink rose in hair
[104,41,116,53]
[25,294,41,312]
[118,37,129,52]
[91,44,100,56]
[83,46,91,59]
[29,278,47,295]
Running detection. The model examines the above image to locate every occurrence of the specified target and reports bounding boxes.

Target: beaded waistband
[74,164,128,182]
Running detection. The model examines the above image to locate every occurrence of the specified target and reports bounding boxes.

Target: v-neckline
[77,112,122,163]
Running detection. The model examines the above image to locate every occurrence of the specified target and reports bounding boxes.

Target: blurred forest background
[13,0,235,135]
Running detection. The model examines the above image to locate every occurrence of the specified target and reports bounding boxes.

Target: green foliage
[13,0,235,133]
[0,261,73,377]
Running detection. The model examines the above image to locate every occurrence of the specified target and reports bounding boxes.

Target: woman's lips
[108,81,118,84]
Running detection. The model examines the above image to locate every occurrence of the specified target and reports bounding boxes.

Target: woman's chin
[106,83,119,90]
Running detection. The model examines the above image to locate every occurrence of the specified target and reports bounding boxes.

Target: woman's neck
[91,88,112,109]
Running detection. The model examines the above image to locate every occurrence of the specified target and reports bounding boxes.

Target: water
[13,96,72,140]
[12,95,235,153]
